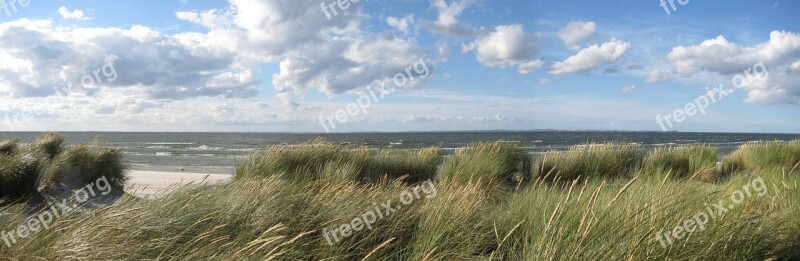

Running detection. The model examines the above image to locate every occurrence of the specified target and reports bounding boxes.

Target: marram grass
[0,133,128,201]
[723,139,800,174]
[642,145,718,181]
[533,143,644,182]
[235,139,442,184]
[2,137,800,260]
[439,141,531,189]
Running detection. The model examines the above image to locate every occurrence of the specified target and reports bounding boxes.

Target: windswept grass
[409,182,495,260]
[69,143,128,187]
[534,143,644,182]
[236,139,441,184]
[723,140,800,174]
[439,141,531,188]
[234,139,349,182]
[0,133,128,200]
[0,139,18,155]
[489,171,800,260]
[32,132,65,159]
[2,138,800,260]
[0,153,38,200]
[2,164,799,259]
[361,147,442,183]
[642,145,718,181]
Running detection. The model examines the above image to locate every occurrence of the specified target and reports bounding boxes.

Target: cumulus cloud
[387,14,414,35]
[272,34,434,97]
[518,60,545,75]
[558,21,595,49]
[173,0,439,106]
[549,38,630,75]
[645,70,673,82]
[0,19,256,100]
[463,24,542,74]
[58,7,91,20]
[423,0,475,37]
[792,61,800,71]
[661,31,800,104]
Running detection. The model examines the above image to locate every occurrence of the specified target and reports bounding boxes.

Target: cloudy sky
[0,0,798,133]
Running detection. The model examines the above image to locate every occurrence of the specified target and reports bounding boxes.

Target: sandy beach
[125,170,232,197]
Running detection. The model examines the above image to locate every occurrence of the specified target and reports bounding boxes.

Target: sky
[0,0,798,133]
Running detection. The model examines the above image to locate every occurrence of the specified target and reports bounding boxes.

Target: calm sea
[1,132,798,174]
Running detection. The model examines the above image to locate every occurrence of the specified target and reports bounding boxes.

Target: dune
[125,170,232,197]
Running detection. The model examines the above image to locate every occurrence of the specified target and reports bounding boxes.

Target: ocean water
[1,131,798,174]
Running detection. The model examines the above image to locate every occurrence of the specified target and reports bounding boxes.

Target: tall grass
[534,143,644,182]
[2,138,800,259]
[0,153,38,200]
[489,171,800,260]
[361,147,442,183]
[2,167,798,259]
[723,140,800,174]
[409,182,495,259]
[235,139,441,184]
[32,132,65,158]
[0,139,18,155]
[0,133,128,200]
[234,139,349,182]
[439,141,531,188]
[642,145,718,181]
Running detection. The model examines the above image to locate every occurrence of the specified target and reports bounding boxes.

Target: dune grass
[534,143,644,182]
[642,145,718,181]
[439,141,531,189]
[0,153,39,200]
[0,139,18,155]
[235,139,442,184]
[723,140,800,174]
[0,133,128,201]
[2,167,798,259]
[2,138,799,259]
[361,147,442,184]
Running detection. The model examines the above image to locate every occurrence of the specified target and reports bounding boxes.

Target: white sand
[125,170,232,197]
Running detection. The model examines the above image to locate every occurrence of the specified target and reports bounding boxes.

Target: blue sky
[0,0,798,133]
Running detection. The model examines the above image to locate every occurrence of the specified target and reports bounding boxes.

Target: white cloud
[645,70,673,82]
[792,61,800,71]
[662,31,800,104]
[387,14,414,35]
[173,0,438,107]
[0,19,255,100]
[272,34,434,98]
[518,60,545,74]
[463,24,541,74]
[424,0,475,37]
[558,21,595,49]
[58,7,91,20]
[433,0,467,27]
[620,85,636,93]
[549,38,630,75]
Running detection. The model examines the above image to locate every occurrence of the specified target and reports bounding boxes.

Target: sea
[1,131,798,174]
